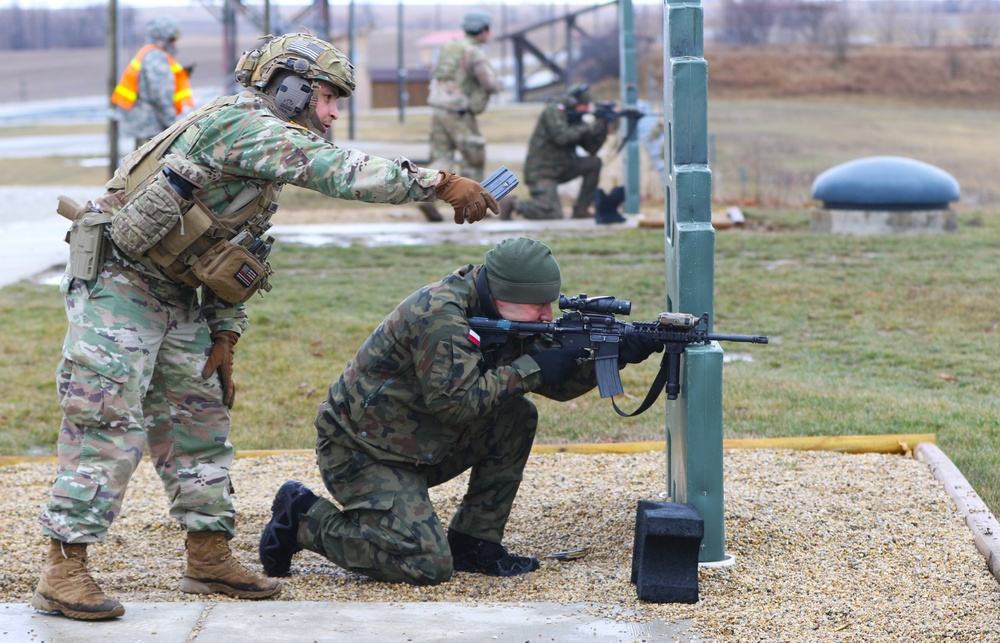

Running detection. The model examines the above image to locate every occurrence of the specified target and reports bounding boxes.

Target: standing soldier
[112,15,195,148]
[500,84,624,223]
[31,32,497,621]
[420,10,504,222]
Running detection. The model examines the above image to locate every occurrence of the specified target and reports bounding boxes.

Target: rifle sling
[611,351,671,418]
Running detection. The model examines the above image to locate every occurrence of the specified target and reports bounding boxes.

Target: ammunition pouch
[57,196,111,281]
[110,169,192,260]
[190,238,272,303]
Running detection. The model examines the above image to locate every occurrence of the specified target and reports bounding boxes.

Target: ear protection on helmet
[272,72,313,120]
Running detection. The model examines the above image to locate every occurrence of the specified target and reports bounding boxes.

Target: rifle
[468,294,768,416]
[590,101,650,152]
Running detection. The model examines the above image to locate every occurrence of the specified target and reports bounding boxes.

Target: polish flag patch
[468,329,481,346]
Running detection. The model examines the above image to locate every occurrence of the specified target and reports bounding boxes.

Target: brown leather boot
[30,539,125,620]
[571,204,592,219]
[181,531,281,599]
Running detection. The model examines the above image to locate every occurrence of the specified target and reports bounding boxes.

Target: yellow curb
[0,433,935,467]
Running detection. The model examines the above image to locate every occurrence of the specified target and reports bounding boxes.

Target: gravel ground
[3,448,999,641]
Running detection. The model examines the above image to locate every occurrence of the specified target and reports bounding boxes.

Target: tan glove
[433,171,499,224]
[202,330,239,409]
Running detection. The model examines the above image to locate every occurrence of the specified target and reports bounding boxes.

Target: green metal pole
[662,0,729,564]
[619,0,640,215]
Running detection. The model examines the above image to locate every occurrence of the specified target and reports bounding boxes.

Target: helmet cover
[235,33,356,99]
[147,15,180,46]
[461,11,491,33]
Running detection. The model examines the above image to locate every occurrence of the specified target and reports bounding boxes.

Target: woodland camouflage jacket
[322,264,597,466]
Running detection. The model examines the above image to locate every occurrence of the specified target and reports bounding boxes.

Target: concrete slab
[0,602,206,643]
[196,602,700,642]
[0,602,701,642]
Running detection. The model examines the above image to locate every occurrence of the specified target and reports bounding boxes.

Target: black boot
[259,480,319,577]
[594,187,627,224]
[447,530,540,577]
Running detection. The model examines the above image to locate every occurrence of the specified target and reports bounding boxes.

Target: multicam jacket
[323,264,597,466]
[108,90,441,335]
[523,98,609,183]
[426,35,503,114]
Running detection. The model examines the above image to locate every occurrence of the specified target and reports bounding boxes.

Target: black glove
[619,333,665,367]
[531,348,587,387]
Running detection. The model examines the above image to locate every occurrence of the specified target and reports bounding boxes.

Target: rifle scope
[559,293,632,316]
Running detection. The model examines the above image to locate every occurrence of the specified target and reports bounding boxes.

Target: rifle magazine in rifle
[594,356,624,398]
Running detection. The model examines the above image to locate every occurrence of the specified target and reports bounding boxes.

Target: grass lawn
[3,215,999,517]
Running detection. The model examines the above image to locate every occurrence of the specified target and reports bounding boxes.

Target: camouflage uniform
[517,98,609,220]
[118,18,189,144]
[302,264,596,584]
[427,35,503,183]
[39,90,441,545]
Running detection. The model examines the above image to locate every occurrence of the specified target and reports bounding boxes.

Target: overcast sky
[1,0,655,8]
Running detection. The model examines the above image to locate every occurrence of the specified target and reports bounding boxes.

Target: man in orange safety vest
[112,15,195,148]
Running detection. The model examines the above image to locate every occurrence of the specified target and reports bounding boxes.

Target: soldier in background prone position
[32,32,497,622]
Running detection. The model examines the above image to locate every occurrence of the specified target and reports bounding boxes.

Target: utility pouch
[57,196,111,281]
[190,238,272,303]
[110,169,193,260]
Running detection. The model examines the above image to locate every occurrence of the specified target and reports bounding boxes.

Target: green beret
[484,237,561,304]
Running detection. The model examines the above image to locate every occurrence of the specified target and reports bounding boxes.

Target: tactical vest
[111,44,195,115]
[105,95,280,300]
[427,39,485,113]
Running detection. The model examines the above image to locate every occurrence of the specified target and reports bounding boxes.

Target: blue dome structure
[812,156,960,211]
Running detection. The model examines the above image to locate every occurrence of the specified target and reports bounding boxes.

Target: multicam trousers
[427,107,487,183]
[39,254,236,543]
[303,397,539,585]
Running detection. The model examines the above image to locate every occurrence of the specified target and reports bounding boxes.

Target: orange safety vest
[111,44,195,114]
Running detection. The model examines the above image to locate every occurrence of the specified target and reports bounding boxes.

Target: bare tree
[718,0,779,45]
[822,1,856,63]
[964,0,1000,48]
[907,4,943,48]
[871,0,902,44]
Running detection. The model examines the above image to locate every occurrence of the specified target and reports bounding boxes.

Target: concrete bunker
[810,156,960,234]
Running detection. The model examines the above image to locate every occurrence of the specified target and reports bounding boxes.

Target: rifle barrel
[706,333,769,344]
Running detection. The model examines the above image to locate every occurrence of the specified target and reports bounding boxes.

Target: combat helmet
[235,33,356,134]
[461,10,491,34]
[147,16,180,47]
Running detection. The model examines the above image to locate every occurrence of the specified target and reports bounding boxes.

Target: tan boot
[181,531,281,599]
[30,539,125,620]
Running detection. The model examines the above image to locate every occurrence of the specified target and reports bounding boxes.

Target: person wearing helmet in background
[419,10,504,222]
[30,33,498,622]
[500,84,623,223]
[112,15,195,148]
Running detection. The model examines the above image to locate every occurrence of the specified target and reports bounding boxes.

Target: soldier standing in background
[258,237,663,585]
[419,10,504,222]
[31,33,497,622]
[112,15,195,148]
[501,84,623,223]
